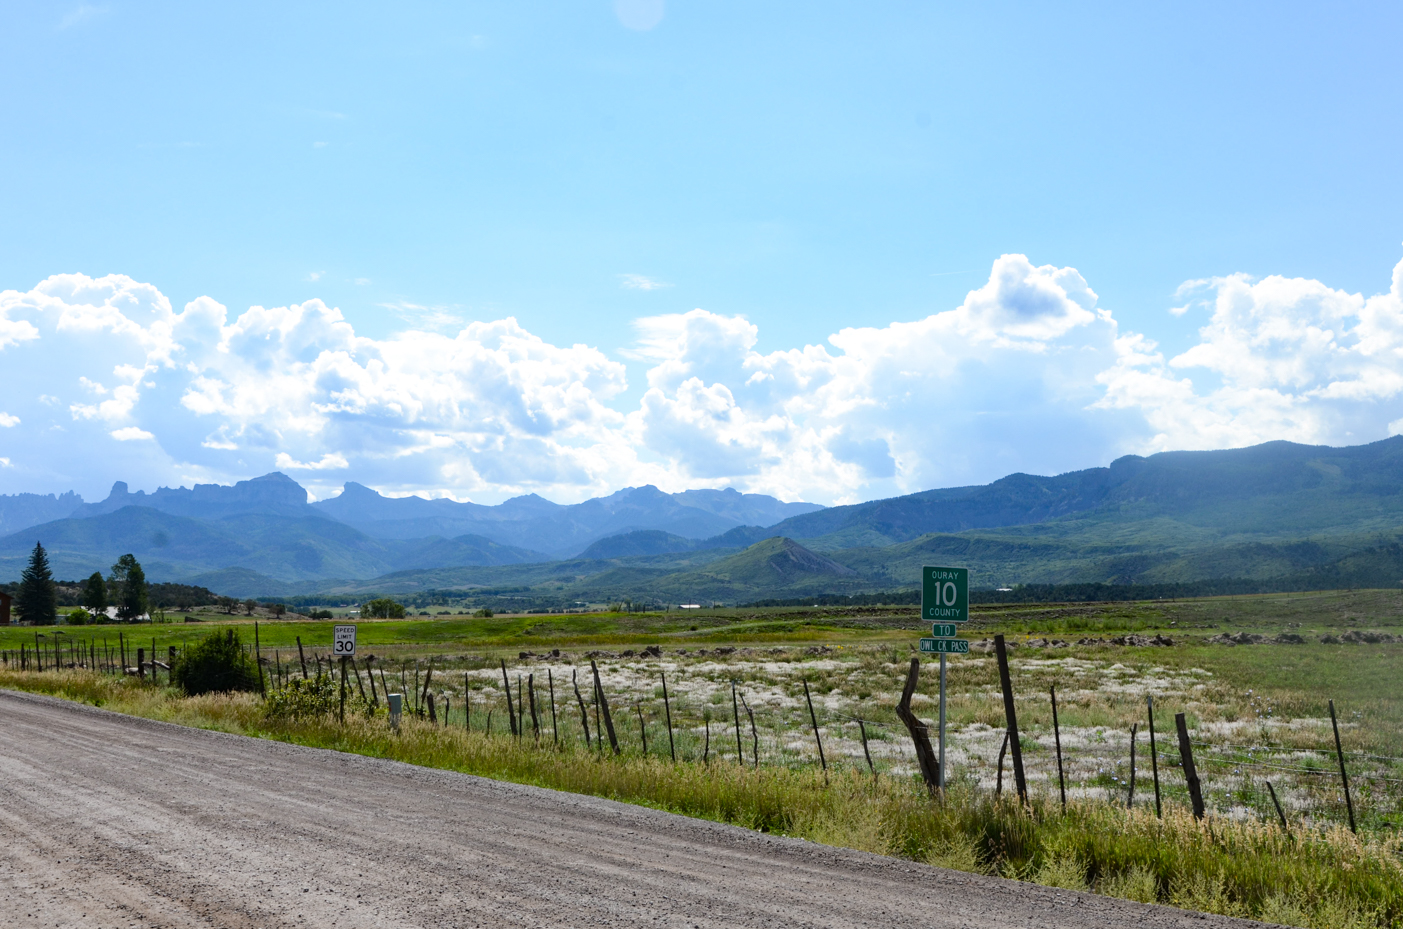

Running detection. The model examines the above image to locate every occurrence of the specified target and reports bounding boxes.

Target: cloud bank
[3,253,1402,504]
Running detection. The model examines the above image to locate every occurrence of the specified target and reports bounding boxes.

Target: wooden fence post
[993,635,1027,805]
[1266,780,1290,835]
[894,658,940,794]
[527,674,541,741]
[254,622,265,696]
[1174,712,1205,819]
[859,718,875,777]
[590,660,619,754]
[1329,699,1357,833]
[1128,723,1138,809]
[732,681,744,766]
[1051,684,1067,813]
[802,679,826,780]
[741,693,758,769]
[1147,696,1162,818]
[547,669,558,745]
[661,671,676,762]
[635,704,647,754]
[501,659,518,737]
[996,730,1009,796]
[137,647,144,682]
[296,636,308,679]
[571,668,591,748]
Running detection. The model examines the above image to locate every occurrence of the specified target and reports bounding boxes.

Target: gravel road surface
[0,690,1267,928]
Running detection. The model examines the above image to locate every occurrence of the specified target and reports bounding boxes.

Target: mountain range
[7,437,1403,603]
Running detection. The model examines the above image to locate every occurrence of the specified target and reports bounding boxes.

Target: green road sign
[920,637,970,654]
[930,623,961,638]
[922,566,968,622]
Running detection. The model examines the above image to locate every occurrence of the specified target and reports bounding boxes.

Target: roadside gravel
[0,690,1267,928]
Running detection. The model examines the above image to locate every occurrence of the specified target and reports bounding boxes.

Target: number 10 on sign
[922,566,969,793]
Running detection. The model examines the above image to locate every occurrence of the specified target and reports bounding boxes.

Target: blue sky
[2,1,1403,505]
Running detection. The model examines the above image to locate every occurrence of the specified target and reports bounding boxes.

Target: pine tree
[82,571,108,618]
[16,542,57,625]
[112,554,149,621]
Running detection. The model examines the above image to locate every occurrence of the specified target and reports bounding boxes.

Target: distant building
[679,604,700,609]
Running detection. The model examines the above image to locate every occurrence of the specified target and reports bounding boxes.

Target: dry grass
[4,668,1401,928]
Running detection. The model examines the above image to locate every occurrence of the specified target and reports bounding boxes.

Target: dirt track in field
[0,691,1265,928]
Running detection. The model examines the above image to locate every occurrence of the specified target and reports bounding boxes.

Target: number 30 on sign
[333,624,357,656]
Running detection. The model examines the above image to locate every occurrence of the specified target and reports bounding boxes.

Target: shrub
[473,607,494,617]
[264,674,337,719]
[65,608,89,626]
[171,629,261,695]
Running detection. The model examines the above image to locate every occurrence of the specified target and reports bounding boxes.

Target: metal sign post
[921,566,969,792]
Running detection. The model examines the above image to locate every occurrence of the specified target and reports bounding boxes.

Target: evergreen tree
[16,542,57,625]
[82,571,108,618]
[111,553,149,621]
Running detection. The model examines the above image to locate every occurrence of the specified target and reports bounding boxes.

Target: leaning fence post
[1328,699,1357,834]
[858,718,875,777]
[1174,712,1205,820]
[661,671,676,762]
[501,659,518,737]
[994,635,1027,805]
[590,660,619,754]
[296,636,308,679]
[1051,684,1067,813]
[996,730,1009,796]
[635,704,648,754]
[894,658,940,794]
[802,679,827,780]
[572,668,591,748]
[1266,780,1290,835]
[1147,695,1162,818]
[741,693,758,769]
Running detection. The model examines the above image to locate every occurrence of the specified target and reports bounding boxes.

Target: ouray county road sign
[920,637,970,654]
[922,566,968,622]
[930,623,961,637]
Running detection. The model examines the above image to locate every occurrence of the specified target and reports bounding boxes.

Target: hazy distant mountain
[313,482,821,554]
[0,491,83,536]
[72,472,318,521]
[0,505,547,584]
[14,437,1403,602]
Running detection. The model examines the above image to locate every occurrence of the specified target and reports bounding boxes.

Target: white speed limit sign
[333,624,357,657]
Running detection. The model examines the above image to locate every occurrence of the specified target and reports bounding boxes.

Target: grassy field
[4,589,1402,925]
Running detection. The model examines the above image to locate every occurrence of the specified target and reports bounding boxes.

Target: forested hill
[761,437,1403,548]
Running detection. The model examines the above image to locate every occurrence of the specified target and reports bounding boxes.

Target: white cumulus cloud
[3,253,1403,504]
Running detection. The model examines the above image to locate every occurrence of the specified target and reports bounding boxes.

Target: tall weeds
[6,669,1400,929]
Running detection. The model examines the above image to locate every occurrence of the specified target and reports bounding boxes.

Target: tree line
[3,542,217,625]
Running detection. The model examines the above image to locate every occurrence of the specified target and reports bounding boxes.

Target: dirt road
[0,691,1264,928]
